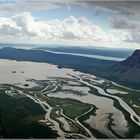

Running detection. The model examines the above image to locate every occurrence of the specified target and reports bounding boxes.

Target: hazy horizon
[0,42,136,51]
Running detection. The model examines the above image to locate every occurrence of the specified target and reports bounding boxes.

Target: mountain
[0,47,139,89]
[0,47,116,75]
[120,50,140,68]
[107,50,140,89]
[35,46,133,58]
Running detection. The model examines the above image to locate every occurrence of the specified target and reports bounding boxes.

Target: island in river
[0,58,139,138]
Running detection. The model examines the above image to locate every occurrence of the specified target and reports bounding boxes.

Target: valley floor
[0,59,140,138]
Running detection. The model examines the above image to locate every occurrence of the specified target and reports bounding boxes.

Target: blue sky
[0,0,140,49]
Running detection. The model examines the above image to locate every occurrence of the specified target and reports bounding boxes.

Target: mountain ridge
[0,47,139,89]
[120,49,140,68]
[0,47,116,74]
[107,49,140,89]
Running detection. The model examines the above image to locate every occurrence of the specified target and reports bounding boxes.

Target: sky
[0,0,140,49]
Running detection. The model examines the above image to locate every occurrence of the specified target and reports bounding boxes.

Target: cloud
[0,1,139,49]
[85,1,140,16]
[109,16,140,43]
[0,11,139,48]
[0,0,59,16]
[13,12,40,36]
[109,16,140,30]
[0,12,117,44]
[0,16,21,36]
[0,0,90,16]
[0,24,21,35]
[125,29,140,43]
[1,1,140,16]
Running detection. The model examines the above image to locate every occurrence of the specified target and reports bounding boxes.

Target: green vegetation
[36,92,91,119]
[1,74,140,139]
[29,79,93,121]
[50,108,80,133]
[0,89,57,138]
[113,99,140,138]
[108,84,140,115]
[47,97,91,119]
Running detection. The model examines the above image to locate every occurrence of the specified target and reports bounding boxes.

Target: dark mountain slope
[0,47,140,89]
[107,50,140,89]
[120,50,140,68]
[0,47,116,75]
[35,46,133,58]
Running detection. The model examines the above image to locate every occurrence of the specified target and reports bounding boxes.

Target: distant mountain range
[0,47,139,89]
[0,47,116,73]
[34,46,133,58]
